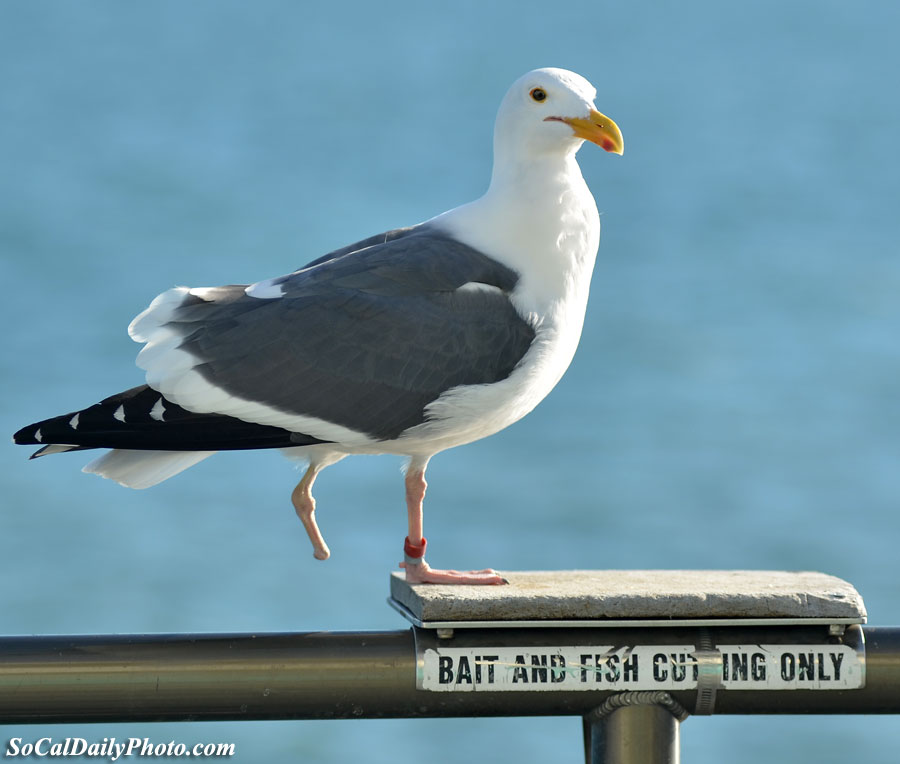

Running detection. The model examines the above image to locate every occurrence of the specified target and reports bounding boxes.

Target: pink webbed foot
[400,559,508,585]
[400,536,507,585]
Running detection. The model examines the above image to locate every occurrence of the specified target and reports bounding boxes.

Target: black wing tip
[13,424,39,446]
[13,423,86,458]
[29,444,84,459]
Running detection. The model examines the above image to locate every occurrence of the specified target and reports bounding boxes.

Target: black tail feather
[14,385,329,453]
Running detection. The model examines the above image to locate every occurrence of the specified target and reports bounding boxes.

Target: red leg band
[404,536,427,559]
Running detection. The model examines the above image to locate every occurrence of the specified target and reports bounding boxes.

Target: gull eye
[530,87,547,103]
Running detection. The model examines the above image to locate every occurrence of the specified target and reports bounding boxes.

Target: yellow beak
[553,109,624,155]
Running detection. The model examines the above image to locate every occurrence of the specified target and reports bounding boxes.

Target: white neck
[431,147,601,317]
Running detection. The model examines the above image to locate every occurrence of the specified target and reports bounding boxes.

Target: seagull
[14,67,623,585]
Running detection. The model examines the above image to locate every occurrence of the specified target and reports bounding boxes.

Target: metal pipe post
[585,704,680,764]
[583,693,686,764]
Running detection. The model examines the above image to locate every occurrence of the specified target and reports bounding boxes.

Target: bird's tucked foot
[399,536,507,585]
[292,467,330,560]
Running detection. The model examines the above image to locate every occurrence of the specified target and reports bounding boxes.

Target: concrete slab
[389,570,866,624]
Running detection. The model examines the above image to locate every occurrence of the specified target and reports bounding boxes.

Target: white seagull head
[493,67,624,163]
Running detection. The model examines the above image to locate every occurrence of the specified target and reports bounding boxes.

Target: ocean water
[1,1,899,761]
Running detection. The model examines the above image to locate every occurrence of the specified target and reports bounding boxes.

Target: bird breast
[395,168,601,456]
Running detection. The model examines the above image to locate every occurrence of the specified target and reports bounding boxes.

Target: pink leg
[399,464,507,585]
[292,464,330,560]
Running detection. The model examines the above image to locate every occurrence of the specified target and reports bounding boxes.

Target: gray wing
[169,225,536,441]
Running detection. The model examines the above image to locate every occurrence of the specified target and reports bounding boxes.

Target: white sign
[715,644,863,690]
[420,644,863,692]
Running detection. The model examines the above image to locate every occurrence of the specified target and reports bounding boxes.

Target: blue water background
[2,1,899,760]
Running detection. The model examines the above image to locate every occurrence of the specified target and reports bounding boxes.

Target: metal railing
[2,624,899,763]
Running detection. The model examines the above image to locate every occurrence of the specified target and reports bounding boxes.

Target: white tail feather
[83,449,216,489]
